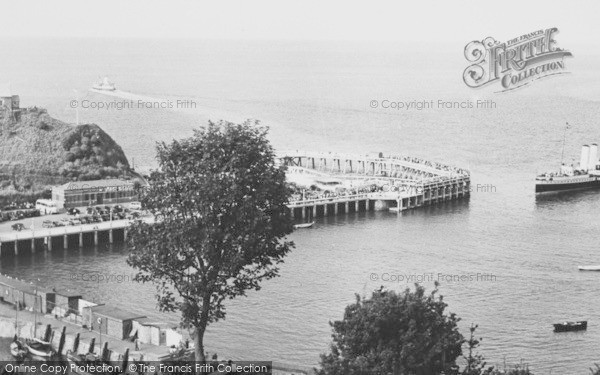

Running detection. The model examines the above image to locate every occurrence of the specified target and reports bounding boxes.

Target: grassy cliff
[0,106,131,201]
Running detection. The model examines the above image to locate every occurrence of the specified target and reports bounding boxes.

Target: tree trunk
[194,325,206,365]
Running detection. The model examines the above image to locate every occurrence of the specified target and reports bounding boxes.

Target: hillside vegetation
[0,106,131,199]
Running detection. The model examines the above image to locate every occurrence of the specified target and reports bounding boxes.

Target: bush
[318,284,463,375]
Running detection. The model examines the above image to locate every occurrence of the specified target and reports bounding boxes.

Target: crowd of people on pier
[289,182,422,203]
[392,155,470,176]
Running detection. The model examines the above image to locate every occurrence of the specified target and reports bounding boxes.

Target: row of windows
[64,191,137,203]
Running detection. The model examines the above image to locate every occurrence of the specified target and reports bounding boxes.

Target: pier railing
[287,193,370,207]
[0,216,155,242]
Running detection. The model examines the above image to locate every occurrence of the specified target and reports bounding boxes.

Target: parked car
[11,223,25,231]
[101,214,110,222]
[42,220,54,228]
[70,219,82,226]
[60,218,72,226]
[129,201,142,210]
[52,220,64,227]
[67,207,81,215]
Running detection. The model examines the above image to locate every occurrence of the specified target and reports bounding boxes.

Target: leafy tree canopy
[318,283,464,375]
[127,120,294,362]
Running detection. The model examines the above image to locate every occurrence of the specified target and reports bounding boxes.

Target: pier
[281,151,470,219]
[0,152,469,255]
[0,218,154,256]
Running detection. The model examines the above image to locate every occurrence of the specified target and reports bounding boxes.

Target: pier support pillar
[334,203,338,215]
[79,233,83,248]
[101,342,109,361]
[58,326,66,355]
[109,230,113,244]
[324,204,328,216]
[302,207,306,220]
[313,205,317,219]
[365,199,370,211]
[124,228,128,242]
[345,202,349,213]
[73,333,80,353]
[290,208,295,219]
[43,324,52,342]
[46,237,52,251]
[121,348,130,369]
[355,200,359,212]
[63,235,68,249]
[14,241,18,255]
[94,231,98,246]
[31,239,35,253]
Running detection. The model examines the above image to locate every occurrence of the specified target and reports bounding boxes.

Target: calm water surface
[0,39,599,373]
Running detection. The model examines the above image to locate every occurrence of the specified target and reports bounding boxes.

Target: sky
[2,0,600,46]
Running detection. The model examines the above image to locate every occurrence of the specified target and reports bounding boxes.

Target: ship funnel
[580,145,590,172]
[588,143,598,171]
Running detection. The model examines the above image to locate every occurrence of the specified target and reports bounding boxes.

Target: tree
[317,283,464,375]
[127,120,294,364]
[462,324,494,375]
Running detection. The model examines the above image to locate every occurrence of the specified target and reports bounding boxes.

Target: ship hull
[536,177,600,193]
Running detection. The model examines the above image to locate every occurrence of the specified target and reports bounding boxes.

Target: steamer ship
[536,143,600,193]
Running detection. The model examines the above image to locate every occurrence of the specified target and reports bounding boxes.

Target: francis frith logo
[463,27,572,92]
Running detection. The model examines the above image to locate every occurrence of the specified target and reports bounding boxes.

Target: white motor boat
[92,76,116,91]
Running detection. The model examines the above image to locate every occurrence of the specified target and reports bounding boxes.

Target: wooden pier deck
[280,151,470,220]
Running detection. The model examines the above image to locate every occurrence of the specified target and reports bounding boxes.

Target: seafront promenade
[0,152,470,256]
[0,216,154,256]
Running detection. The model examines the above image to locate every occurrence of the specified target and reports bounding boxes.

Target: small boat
[553,320,587,332]
[24,338,56,358]
[66,350,99,363]
[578,265,600,271]
[92,76,116,91]
[9,340,28,360]
[293,221,314,229]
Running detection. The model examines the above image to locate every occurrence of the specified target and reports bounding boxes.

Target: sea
[0,38,600,373]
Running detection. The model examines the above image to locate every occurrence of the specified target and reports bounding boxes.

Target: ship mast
[560,122,570,165]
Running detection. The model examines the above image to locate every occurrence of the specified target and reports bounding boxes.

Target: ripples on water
[0,39,600,373]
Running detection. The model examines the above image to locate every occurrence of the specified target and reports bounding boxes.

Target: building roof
[53,289,83,298]
[134,317,177,329]
[90,304,147,321]
[57,179,135,190]
[0,83,11,97]
[0,274,52,295]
